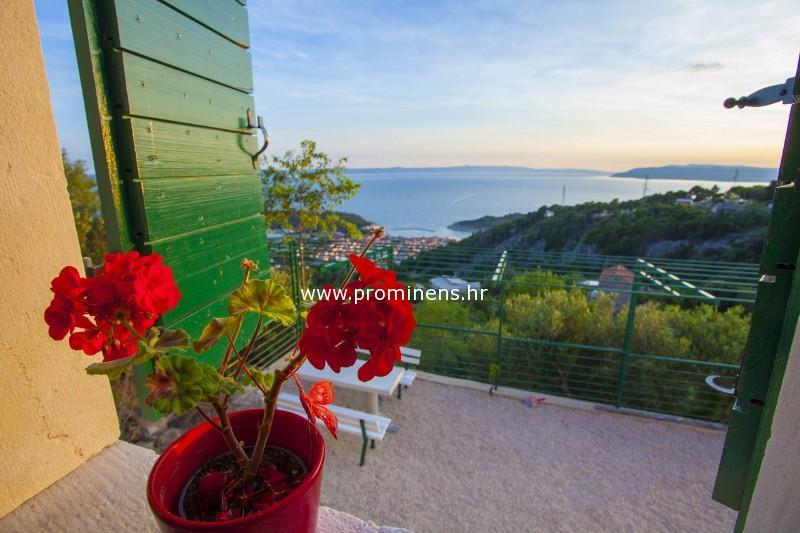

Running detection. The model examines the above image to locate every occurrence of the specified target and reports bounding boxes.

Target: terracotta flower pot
[147,409,325,533]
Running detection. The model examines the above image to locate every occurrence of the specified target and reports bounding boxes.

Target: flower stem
[242,230,383,484]
[219,266,254,374]
[194,405,222,432]
[340,226,384,287]
[243,346,305,484]
[232,315,263,380]
[210,399,250,468]
[242,365,269,396]
[243,372,285,483]
[121,319,148,343]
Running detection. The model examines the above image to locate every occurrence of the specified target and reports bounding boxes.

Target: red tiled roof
[599,264,634,283]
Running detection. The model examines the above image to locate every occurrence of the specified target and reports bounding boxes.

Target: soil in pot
[180,446,307,522]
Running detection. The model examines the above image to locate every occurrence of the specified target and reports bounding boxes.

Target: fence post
[494,282,505,381]
[438,335,445,374]
[288,239,303,339]
[615,277,639,407]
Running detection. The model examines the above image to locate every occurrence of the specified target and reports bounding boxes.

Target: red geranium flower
[45,252,181,362]
[68,323,104,355]
[44,296,80,340]
[50,265,85,300]
[348,253,396,285]
[299,284,361,372]
[134,254,181,316]
[296,379,338,438]
[298,254,416,382]
[356,302,416,381]
[44,266,88,340]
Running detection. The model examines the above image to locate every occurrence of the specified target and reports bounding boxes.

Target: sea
[339,167,767,239]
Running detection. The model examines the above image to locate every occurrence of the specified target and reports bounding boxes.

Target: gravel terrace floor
[286,377,737,533]
[142,377,736,532]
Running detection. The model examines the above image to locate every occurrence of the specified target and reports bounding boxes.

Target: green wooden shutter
[712,62,800,521]
[68,0,267,369]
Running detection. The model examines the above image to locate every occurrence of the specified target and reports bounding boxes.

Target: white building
[430,277,481,294]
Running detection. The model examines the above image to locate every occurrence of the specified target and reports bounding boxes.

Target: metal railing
[409,323,739,422]
[268,238,755,424]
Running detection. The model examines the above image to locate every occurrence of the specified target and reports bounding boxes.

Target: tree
[62,150,106,264]
[261,140,361,287]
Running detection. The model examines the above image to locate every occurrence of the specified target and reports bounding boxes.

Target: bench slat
[400,370,417,387]
[400,346,421,358]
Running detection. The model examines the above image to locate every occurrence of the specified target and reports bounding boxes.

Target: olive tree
[261,140,361,288]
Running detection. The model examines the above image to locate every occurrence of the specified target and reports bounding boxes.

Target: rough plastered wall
[0,1,120,518]
[744,319,800,532]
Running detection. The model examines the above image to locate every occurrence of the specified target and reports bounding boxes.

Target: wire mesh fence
[266,236,756,423]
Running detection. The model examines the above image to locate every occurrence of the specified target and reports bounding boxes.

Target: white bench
[277,393,391,466]
[356,346,422,399]
[398,346,421,391]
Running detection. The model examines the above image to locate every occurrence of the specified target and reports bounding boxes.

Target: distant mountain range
[612,164,776,182]
[346,165,607,177]
[346,164,777,182]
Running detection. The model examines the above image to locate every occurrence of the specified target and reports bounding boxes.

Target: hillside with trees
[450,184,775,263]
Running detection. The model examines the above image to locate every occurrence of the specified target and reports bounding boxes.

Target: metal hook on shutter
[705,374,736,396]
[247,108,269,168]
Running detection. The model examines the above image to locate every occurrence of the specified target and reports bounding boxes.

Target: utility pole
[643,175,649,197]
[561,184,566,205]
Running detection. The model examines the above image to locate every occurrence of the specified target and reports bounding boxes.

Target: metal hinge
[724,76,798,109]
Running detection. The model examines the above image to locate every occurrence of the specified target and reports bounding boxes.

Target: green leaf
[137,328,191,360]
[241,367,275,393]
[155,329,190,351]
[86,356,136,380]
[146,355,204,415]
[199,363,243,397]
[228,279,296,326]
[193,316,238,353]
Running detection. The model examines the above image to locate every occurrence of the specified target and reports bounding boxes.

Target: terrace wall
[0,1,119,517]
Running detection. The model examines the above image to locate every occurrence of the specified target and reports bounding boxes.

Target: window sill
[0,440,408,532]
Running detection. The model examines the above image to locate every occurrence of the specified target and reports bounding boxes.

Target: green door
[712,60,800,526]
[68,0,268,397]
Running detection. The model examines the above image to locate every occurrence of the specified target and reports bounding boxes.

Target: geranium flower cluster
[299,253,416,381]
[44,252,181,361]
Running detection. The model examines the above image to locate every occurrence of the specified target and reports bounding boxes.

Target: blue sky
[35,0,800,172]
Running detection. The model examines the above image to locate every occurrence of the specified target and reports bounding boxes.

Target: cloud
[688,62,724,71]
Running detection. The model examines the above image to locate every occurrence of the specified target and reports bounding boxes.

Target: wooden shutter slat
[122,53,253,132]
[113,0,253,92]
[160,0,249,48]
[153,218,268,318]
[140,176,263,241]
[130,118,256,179]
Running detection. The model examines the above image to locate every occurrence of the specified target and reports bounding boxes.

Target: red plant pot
[147,409,325,533]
